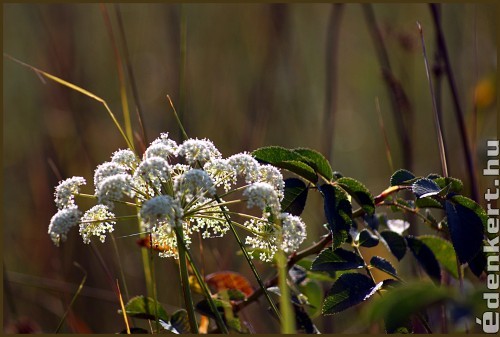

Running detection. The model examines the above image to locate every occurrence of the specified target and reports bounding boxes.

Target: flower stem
[213,195,281,320]
[276,249,295,333]
[181,240,229,334]
[174,227,198,333]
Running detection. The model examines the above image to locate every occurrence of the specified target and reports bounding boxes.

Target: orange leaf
[205,271,253,298]
[136,236,177,255]
[199,315,210,334]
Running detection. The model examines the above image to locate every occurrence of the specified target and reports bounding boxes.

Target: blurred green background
[3,3,497,333]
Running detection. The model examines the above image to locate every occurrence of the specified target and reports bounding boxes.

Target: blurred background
[3,3,497,333]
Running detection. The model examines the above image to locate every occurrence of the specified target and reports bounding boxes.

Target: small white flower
[279,213,307,253]
[54,176,86,209]
[48,206,82,246]
[189,201,229,238]
[243,182,281,215]
[134,157,172,184]
[79,205,116,244]
[386,219,410,235]
[227,153,261,183]
[150,133,178,153]
[177,138,221,165]
[111,149,138,169]
[204,159,236,192]
[174,169,216,203]
[96,174,134,207]
[151,222,192,259]
[144,143,177,161]
[244,218,278,262]
[140,195,184,230]
[258,165,284,200]
[94,162,127,191]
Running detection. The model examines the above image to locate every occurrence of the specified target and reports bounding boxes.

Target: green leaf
[370,256,397,278]
[320,183,352,234]
[252,146,318,183]
[449,194,489,236]
[468,251,487,278]
[380,231,407,261]
[336,177,375,215]
[445,198,484,264]
[390,169,416,186]
[252,145,303,163]
[293,147,333,181]
[415,197,443,209]
[364,282,450,333]
[418,235,458,279]
[406,236,441,283]
[278,160,318,184]
[331,230,349,250]
[432,176,463,194]
[412,178,441,199]
[311,248,364,272]
[322,273,377,315]
[123,295,169,323]
[357,229,379,247]
[161,309,191,334]
[281,178,309,216]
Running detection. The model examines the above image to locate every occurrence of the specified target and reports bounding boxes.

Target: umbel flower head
[48,133,307,261]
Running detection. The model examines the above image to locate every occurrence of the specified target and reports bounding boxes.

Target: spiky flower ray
[48,133,307,261]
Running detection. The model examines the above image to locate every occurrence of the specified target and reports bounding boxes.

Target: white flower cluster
[48,133,307,261]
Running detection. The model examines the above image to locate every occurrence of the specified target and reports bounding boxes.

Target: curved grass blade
[55,263,87,333]
[4,53,135,151]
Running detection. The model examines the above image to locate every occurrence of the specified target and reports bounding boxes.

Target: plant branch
[428,4,479,202]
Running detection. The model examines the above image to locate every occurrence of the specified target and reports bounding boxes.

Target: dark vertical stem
[417,22,449,178]
[429,3,479,202]
[323,4,344,163]
[114,4,148,147]
[362,4,413,172]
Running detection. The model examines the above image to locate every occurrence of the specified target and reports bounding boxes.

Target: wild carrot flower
[79,205,116,244]
[96,173,134,207]
[48,133,308,261]
[111,149,139,169]
[54,176,86,209]
[243,182,281,215]
[48,206,82,246]
[94,162,127,192]
[227,153,260,183]
[178,138,221,165]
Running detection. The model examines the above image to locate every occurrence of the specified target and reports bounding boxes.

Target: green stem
[276,249,295,333]
[214,194,281,320]
[180,239,229,333]
[174,227,198,333]
[55,263,87,333]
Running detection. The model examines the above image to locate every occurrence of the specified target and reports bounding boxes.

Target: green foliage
[445,198,484,264]
[123,296,169,323]
[380,230,407,261]
[311,248,364,272]
[412,178,441,199]
[406,236,441,283]
[419,235,458,279]
[320,183,352,235]
[281,178,309,216]
[336,177,375,215]
[357,229,379,247]
[364,282,450,333]
[322,273,379,315]
[293,148,333,181]
[390,169,416,186]
[370,256,397,278]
